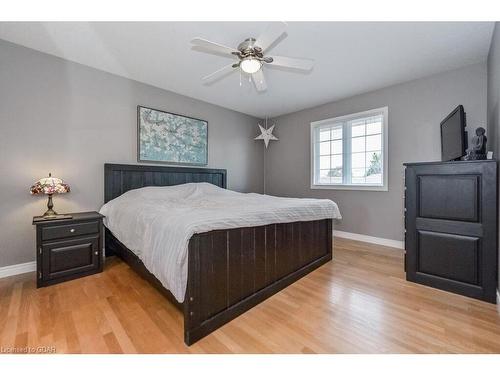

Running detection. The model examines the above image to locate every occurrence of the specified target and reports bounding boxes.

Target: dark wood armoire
[404,160,498,303]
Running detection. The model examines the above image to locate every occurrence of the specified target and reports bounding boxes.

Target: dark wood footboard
[183,219,332,345]
[105,219,332,346]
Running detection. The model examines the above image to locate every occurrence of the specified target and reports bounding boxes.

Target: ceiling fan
[191,22,314,92]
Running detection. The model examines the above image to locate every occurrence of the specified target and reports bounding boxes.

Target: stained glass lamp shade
[30,173,70,217]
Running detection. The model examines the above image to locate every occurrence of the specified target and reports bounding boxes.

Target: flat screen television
[440,105,467,161]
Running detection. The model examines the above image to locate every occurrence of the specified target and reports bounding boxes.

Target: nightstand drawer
[41,221,100,241]
[41,235,100,281]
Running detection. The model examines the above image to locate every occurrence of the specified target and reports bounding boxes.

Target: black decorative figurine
[464,127,487,160]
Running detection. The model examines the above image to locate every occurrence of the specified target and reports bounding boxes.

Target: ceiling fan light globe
[240,58,262,74]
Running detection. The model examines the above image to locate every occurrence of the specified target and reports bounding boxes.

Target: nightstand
[33,211,104,288]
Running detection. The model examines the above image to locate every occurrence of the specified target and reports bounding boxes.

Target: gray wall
[486,22,500,294]
[266,63,487,241]
[0,40,263,268]
[488,23,500,157]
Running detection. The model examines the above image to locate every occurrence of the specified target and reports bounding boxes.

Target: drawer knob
[94,251,98,255]
[70,228,75,233]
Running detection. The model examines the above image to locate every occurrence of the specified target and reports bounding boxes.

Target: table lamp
[30,173,70,218]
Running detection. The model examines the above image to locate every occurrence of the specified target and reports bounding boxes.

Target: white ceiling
[0,22,494,118]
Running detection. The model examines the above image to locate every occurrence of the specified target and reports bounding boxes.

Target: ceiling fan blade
[191,38,238,56]
[252,69,267,92]
[255,22,287,52]
[268,55,314,71]
[202,64,236,84]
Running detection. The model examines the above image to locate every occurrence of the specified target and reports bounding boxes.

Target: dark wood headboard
[104,163,227,203]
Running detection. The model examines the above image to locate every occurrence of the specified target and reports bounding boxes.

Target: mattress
[99,183,341,302]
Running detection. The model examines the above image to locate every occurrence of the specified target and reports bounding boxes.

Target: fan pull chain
[239,71,242,87]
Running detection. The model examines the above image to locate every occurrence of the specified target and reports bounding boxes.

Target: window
[311,107,388,191]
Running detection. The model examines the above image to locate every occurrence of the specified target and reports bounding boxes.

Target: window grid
[349,117,383,185]
[311,108,387,189]
[314,124,343,185]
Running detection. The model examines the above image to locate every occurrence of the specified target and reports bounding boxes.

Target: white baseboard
[0,261,36,279]
[333,230,404,250]
[497,290,500,311]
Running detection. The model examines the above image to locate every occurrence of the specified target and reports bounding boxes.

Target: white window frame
[310,106,388,191]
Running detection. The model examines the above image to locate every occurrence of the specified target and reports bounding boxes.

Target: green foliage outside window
[366,152,382,176]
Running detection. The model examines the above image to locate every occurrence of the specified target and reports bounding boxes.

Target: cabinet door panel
[42,235,99,280]
[418,175,479,222]
[417,230,479,285]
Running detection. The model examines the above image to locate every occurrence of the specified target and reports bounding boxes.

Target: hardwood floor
[1,237,499,353]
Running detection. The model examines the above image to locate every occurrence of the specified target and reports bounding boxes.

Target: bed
[102,163,340,345]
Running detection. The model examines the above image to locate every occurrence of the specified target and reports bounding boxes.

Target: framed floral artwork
[137,105,208,165]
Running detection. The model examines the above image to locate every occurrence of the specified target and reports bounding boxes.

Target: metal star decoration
[254,123,278,148]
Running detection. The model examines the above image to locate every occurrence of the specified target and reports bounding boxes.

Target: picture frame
[137,105,208,166]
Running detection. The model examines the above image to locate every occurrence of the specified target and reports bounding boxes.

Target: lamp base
[36,194,72,221]
[43,194,57,217]
[43,208,58,217]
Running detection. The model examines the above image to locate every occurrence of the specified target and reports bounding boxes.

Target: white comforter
[99,183,341,302]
